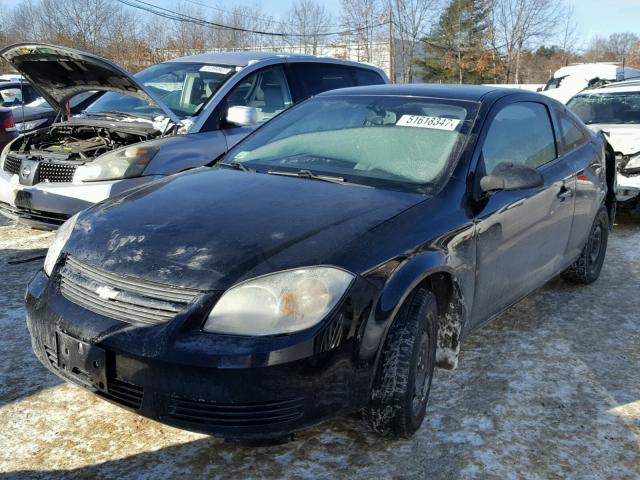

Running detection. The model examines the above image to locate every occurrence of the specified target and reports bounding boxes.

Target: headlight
[43,213,79,276]
[203,267,355,336]
[15,118,48,132]
[624,153,640,171]
[73,144,159,182]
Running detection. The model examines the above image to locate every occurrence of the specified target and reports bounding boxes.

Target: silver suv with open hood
[0,43,387,228]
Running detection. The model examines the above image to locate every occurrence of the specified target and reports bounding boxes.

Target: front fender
[359,250,469,375]
[143,131,229,175]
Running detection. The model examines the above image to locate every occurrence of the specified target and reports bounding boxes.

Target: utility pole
[388,4,394,83]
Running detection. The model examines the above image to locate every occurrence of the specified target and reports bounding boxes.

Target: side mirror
[480,162,544,193]
[226,106,258,126]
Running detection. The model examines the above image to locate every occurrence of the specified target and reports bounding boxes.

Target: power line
[116,0,390,38]
[178,0,348,32]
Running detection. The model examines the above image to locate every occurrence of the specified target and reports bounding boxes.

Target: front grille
[3,155,20,175]
[43,343,59,368]
[98,378,144,410]
[0,201,69,226]
[59,256,202,325]
[2,156,76,183]
[39,162,76,183]
[168,396,304,427]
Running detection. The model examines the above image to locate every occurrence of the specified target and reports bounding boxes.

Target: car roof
[317,83,526,101]
[165,51,374,68]
[576,82,640,95]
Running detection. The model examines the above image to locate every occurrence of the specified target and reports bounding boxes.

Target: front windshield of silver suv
[84,62,237,119]
[568,91,640,124]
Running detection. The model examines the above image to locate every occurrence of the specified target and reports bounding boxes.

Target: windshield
[568,92,640,124]
[84,62,236,119]
[224,95,478,193]
[544,76,567,91]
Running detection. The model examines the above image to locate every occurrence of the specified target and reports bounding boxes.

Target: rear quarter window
[557,109,592,154]
[290,63,356,97]
[351,67,386,86]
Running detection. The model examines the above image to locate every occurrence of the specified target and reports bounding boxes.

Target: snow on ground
[1,213,639,479]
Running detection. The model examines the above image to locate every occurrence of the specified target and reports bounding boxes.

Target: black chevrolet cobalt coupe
[26,85,614,442]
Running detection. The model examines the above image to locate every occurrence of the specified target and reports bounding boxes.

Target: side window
[558,111,591,153]
[225,66,292,124]
[482,102,557,174]
[351,67,386,86]
[0,86,23,106]
[289,63,356,97]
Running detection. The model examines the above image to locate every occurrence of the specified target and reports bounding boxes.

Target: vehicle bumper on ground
[0,171,161,229]
[616,172,640,203]
[25,270,375,440]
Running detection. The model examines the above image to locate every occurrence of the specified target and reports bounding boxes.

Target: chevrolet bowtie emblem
[95,285,120,301]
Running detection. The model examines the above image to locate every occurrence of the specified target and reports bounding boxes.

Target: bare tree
[341,0,384,63]
[492,0,565,83]
[557,3,579,68]
[389,0,441,83]
[608,32,639,65]
[285,0,333,54]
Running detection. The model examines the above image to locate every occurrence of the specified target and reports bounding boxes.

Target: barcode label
[396,115,461,131]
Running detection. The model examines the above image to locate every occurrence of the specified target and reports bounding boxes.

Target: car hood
[0,43,181,124]
[588,124,640,155]
[65,168,426,290]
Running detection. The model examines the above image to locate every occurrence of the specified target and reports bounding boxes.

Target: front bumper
[616,171,640,202]
[25,270,375,439]
[0,170,160,229]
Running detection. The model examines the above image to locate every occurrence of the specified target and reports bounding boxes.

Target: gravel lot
[1,212,639,479]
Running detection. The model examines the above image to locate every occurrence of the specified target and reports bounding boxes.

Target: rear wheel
[561,206,609,284]
[364,288,437,437]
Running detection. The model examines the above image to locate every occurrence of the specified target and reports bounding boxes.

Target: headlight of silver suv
[73,144,159,182]
[203,267,355,336]
[43,213,78,276]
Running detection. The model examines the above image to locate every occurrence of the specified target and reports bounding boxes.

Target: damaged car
[0,43,387,228]
[567,79,640,207]
[26,85,615,443]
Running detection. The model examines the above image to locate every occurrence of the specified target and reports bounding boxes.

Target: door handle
[557,185,573,201]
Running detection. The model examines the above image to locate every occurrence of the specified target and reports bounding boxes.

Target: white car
[542,63,640,104]
[567,79,640,203]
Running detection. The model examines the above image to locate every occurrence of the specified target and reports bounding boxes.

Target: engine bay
[8,123,158,164]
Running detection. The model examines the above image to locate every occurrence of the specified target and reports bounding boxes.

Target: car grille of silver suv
[3,155,21,175]
[39,162,76,182]
[59,256,202,325]
[3,156,76,183]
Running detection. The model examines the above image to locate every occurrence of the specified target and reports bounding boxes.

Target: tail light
[0,110,16,132]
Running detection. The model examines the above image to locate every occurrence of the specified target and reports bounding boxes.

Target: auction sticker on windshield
[396,115,460,131]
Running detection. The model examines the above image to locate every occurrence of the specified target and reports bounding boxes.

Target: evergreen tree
[417,0,493,84]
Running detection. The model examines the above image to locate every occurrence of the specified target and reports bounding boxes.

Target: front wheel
[364,288,438,437]
[561,206,609,284]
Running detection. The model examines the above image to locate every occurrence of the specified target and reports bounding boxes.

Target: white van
[541,63,640,104]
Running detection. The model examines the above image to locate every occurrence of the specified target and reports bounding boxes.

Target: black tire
[561,206,609,284]
[364,288,438,437]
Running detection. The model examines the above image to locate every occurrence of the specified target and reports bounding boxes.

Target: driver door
[471,100,576,326]
[221,66,293,149]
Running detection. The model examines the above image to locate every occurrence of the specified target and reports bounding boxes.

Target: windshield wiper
[84,111,144,120]
[218,161,253,172]
[267,169,346,184]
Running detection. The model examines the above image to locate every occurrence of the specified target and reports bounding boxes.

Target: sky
[153,0,640,47]
[1,0,639,47]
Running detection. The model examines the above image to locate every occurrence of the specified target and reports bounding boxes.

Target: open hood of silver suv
[0,43,181,125]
